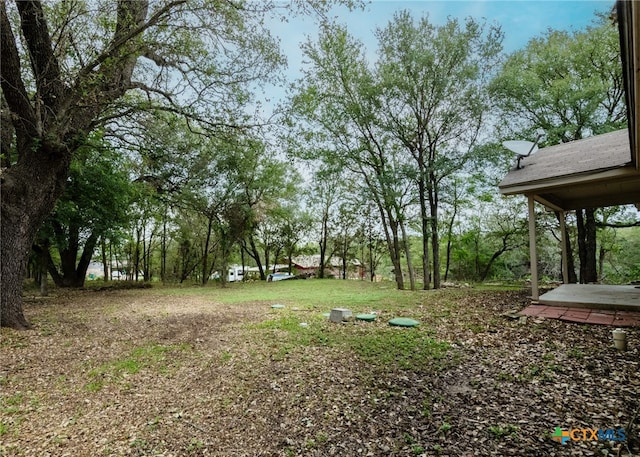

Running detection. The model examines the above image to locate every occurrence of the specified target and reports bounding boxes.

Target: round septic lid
[271,304,285,309]
[389,317,419,327]
[356,314,376,322]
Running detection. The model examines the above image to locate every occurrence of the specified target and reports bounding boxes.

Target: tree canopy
[288,13,503,290]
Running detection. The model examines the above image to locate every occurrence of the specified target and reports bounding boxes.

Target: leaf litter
[0,288,638,456]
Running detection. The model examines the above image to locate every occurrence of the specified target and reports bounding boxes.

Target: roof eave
[499,164,638,196]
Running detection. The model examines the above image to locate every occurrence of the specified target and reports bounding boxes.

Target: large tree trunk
[1,149,71,329]
[1,221,32,329]
[202,215,213,285]
[245,236,265,280]
[73,232,99,287]
[318,210,329,279]
[1,0,149,328]
[0,0,71,327]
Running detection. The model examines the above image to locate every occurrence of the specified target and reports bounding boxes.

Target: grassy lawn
[1,280,638,456]
[155,278,428,308]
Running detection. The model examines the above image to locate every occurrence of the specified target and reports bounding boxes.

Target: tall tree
[1,0,353,328]
[376,11,503,289]
[490,12,624,284]
[441,177,471,282]
[356,204,386,282]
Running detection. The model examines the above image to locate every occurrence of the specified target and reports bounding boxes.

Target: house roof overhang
[499,129,640,211]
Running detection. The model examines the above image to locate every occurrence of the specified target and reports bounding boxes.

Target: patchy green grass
[85,343,191,391]
[488,424,520,440]
[252,311,451,371]
[348,327,450,370]
[146,280,502,372]
[151,279,426,311]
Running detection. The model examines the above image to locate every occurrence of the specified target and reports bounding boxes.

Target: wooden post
[559,211,569,284]
[528,195,539,300]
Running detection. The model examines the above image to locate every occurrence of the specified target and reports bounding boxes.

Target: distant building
[291,255,363,279]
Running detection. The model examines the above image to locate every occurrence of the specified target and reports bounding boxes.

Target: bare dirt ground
[1,286,638,456]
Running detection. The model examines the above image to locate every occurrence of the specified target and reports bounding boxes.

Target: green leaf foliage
[490,12,625,143]
[42,134,134,250]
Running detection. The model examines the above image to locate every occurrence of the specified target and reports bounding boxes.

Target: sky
[321,0,613,53]
[261,0,614,110]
